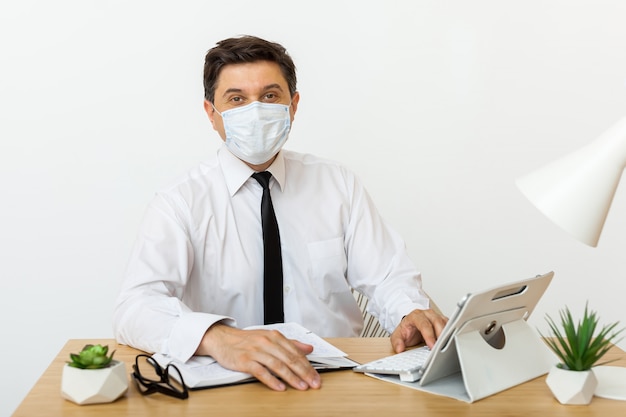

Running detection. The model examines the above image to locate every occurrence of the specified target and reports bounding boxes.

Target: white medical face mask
[213,101,291,165]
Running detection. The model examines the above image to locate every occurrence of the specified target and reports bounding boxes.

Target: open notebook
[153,322,359,389]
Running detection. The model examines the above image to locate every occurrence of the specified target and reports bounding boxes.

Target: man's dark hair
[203,35,297,103]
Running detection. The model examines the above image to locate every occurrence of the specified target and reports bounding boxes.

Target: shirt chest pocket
[307,237,349,301]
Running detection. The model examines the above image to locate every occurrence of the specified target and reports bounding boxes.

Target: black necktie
[252,171,284,324]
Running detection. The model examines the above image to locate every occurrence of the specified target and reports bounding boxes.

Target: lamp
[516,116,626,247]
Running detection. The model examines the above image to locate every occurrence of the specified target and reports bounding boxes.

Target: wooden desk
[13,338,626,416]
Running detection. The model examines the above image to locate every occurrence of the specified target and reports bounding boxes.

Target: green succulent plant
[68,344,116,369]
[541,303,624,371]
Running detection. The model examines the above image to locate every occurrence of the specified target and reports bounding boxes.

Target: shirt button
[284,285,291,293]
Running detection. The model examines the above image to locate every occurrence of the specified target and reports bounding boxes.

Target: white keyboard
[353,346,431,382]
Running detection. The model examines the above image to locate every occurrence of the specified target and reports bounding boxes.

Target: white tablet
[419,271,553,385]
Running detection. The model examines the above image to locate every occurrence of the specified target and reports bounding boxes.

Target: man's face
[205,60,299,142]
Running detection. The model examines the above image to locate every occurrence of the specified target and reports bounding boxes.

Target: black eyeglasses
[131,354,189,399]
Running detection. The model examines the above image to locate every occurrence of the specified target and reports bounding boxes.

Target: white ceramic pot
[61,360,128,405]
[545,365,598,405]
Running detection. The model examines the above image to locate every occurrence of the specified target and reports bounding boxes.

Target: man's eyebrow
[221,84,284,97]
[263,83,284,91]
[222,87,243,96]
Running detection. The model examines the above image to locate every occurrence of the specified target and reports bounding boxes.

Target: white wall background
[2,1,626,415]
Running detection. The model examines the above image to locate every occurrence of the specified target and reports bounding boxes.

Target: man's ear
[290,91,300,117]
[203,100,216,128]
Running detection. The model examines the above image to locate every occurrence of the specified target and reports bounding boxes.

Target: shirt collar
[218,144,286,196]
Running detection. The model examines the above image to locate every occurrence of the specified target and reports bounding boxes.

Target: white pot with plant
[61,344,128,405]
[541,304,623,405]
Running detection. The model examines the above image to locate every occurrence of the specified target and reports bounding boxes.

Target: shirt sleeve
[342,170,430,333]
[112,192,235,362]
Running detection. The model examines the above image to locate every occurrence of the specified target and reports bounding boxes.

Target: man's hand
[195,323,321,391]
[390,309,448,353]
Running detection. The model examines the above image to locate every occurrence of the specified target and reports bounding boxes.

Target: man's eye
[227,97,248,107]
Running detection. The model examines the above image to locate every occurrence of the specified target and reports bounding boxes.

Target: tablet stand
[454,317,556,402]
[407,308,556,402]
[367,272,556,403]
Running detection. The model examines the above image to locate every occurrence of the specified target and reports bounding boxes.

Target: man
[113,35,447,392]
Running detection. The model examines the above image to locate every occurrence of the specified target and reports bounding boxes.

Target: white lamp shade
[516,116,626,247]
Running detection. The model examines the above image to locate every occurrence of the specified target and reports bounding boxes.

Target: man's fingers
[254,350,320,390]
[291,339,315,355]
[415,309,447,347]
[246,360,287,391]
[268,335,320,389]
[391,308,449,351]
[241,350,311,391]
[201,326,321,391]
[429,310,448,337]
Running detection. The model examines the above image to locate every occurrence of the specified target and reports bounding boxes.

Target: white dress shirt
[113,145,430,362]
